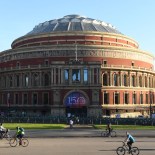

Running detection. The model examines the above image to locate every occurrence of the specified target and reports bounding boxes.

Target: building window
[124,92,129,104]
[146,94,149,104]
[43,93,49,105]
[145,76,147,87]
[83,68,88,83]
[131,62,134,66]
[24,75,29,87]
[94,68,97,84]
[32,93,38,105]
[132,93,136,104]
[64,69,69,82]
[131,75,135,87]
[149,77,151,87]
[9,76,13,87]
[103,74,108,86]
[16,62,20,67]
[44,73,50,86]
[15,93,19,105]
[33,74,39,86]
[103,60,107,66]
[103,92,109,104]
[23,93,28,105]
[124,74,128,86]
[114,73,118,86]
[44,60,49,66]
[15,75,20,87]
[56,68,58,84]
[139,76,142,87]
[140,93,143,104]
[114,92,119,104]
[72,69,80,82]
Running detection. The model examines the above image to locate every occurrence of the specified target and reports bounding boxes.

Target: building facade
[0,15,155,117]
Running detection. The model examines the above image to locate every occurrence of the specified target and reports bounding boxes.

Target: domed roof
[26,14,122,36]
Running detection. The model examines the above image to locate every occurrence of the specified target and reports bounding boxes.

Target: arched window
[114,73,118,86]
[124,74,128,86]
[23,74,29,87]
[33,73,39,86]
[9,76,13,87]
[131,75,135,87]
[149,77,151,88]
[139,76,142,87]
[15,75,20,87]
[103,73,108,86]
[145,76,147,87]
[1,76,6,88]
[140,93,143,104]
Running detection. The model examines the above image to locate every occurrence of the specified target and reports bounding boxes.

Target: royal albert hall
[0,14,155,118]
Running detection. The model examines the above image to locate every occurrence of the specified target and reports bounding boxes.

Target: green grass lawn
[93,125,155,130]
[2,123,155,130]
[3,123,68,130]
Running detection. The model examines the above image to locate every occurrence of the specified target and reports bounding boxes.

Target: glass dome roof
[26,14,122,36]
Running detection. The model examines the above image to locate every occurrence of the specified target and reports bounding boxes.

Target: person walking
[69,119,73,129]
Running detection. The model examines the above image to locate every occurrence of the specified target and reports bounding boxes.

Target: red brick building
[0,15,154,117]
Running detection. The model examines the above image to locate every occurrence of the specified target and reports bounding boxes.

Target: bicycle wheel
[101,131,106,137]
[131,147,140,155]
[101,131,108,137]
[116,147,125,155]
[5,133,11,141]
[9,138,18,147]
[22,138,29,147]
[111,131,117,137]
[0,133,3,139]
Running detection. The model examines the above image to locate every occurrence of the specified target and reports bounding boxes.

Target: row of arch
[0,72,51,88]
[102,71,155,88]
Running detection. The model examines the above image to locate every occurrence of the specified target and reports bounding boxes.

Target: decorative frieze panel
[0,48,153,64]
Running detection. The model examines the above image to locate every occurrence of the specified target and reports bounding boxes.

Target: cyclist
[106,122,112,137]
[124,132,135,154]
[0,123,8,138]
[15,127,25,145]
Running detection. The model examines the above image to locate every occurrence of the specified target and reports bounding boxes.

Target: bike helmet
[16,126,19,130]
[126,131,129,135]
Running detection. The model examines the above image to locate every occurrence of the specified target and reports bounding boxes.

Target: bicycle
[9,137,29,147]
[0,129,11,141]
[116,141,140,155]
[101,128,117,137]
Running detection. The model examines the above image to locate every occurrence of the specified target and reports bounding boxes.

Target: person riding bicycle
[15,127,25,145]
[124,132,135,153]
[0,123,8,138]
[106,122,112,137]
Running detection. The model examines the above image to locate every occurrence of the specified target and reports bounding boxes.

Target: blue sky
[0,0,155,56]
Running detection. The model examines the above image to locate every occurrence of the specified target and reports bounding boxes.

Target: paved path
[8,125,155,138]
[0,137,155,155]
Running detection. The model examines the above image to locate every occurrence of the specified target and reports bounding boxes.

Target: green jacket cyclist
[16,127,25,145]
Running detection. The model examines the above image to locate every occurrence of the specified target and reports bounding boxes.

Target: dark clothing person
[106,123,112,136]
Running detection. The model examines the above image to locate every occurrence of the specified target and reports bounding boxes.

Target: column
[69,68,72,85]
[61,68,64,84]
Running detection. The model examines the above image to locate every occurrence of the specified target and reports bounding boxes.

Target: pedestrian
[69,119,73,129]
[106,122,112,137]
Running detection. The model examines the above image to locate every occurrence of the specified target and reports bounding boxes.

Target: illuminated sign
[64,92,86,107]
